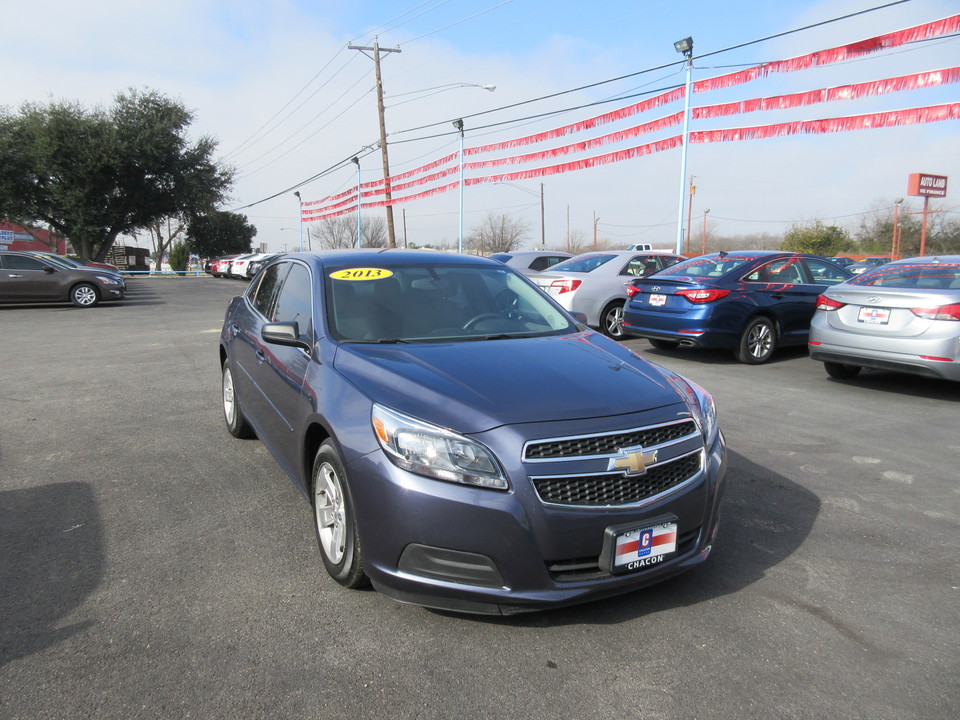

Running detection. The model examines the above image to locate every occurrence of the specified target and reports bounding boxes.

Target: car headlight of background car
[372,404,509,490]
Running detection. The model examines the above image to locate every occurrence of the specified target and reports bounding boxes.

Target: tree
[781,221,851,256]
[188,211,257,258]
[168,241,190,272]
[0,88,233,262]
[467,212,529,254]
[312,215,385,249]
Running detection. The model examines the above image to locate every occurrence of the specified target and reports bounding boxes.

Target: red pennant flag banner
[695,67,960,119]
[300,14,960,221]
[694,14,960,94]
[691,103,960,144]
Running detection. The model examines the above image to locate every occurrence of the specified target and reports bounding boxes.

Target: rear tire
[222,360,255,438]
[737,317,777,364]
[312,442,368,589]
[600,301,626,339]
[824,361,861,379]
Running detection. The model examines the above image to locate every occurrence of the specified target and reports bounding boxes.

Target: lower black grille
[547,526,702,582]
[532,452,701,506]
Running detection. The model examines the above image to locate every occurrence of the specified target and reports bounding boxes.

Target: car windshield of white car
[325,264,575,343]
[849,261,960,289]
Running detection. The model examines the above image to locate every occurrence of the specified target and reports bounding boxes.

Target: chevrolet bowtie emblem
[608,447,658,476]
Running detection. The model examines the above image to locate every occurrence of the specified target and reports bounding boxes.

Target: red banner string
[691,103,960,143]
[695,68,960,119]
[694,14,960,93]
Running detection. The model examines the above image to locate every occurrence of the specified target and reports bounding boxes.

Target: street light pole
[892,198,903,259]
[454,118,465,253]
[702,209,710,255]
[673,36,694,256]
[293,191,303,252]
[351,157,362,248]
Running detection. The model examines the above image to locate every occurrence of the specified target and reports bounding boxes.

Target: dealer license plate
[650,293,667,307]
[599,518,678,575]
[858,307,890,325]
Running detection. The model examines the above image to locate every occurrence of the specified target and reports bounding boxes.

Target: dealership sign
[907,173,948,198]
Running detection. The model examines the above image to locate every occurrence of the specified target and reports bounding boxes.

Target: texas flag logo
[615,523,677,566]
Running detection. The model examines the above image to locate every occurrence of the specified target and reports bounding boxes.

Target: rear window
[848,262,960,289]
[549,254,616,273]
[660,254,757,278]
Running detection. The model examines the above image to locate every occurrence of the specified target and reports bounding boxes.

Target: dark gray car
[0,250,126,307]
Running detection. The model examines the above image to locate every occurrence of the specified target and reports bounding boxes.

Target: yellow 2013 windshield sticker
[329,268,394,281]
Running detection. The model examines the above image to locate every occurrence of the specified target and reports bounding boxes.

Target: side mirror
[43,266,56,274]
[261,321,312,352]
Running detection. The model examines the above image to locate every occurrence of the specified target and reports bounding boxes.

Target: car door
[0,253,63,300]
[245,261,316,477]
[741,257,813,341]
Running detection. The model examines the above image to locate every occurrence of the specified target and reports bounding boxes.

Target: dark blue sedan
[622,251,851,363]
[219,250,727,614]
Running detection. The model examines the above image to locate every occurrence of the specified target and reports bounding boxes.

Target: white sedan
[531,250,685,339]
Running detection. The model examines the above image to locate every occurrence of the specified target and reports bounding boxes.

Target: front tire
[70,283,100,307]
[600,301,626,339]
[737,317,777,364]
[312,442,368,589]
[222,360,255,438]
[824,361,861,379]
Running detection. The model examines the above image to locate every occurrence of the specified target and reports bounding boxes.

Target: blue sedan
[219,250,726,614]
[622,251,851,363]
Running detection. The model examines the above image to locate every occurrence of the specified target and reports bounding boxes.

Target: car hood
[332,331,683,434]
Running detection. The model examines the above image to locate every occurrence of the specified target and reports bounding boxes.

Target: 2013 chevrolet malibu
[219,250,726,614]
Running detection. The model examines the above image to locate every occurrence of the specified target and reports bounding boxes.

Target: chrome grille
[524,419,697,460]
[531,452,701,506]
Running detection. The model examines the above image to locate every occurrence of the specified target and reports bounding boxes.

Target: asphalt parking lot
[2,277,958,720]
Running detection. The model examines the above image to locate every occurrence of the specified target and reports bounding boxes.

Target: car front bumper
[346,426,727,615]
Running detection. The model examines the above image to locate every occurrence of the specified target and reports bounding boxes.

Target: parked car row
[208,252,284,280]
[0,250,127,307]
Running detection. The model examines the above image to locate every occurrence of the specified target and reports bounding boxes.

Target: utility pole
[349,39,401,248]
[686,175,695,254]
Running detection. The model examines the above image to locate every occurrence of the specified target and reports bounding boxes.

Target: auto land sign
[907,173,948,198]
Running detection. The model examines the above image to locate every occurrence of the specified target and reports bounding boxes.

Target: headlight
[665,373,719,445]
[95,275,118,286]
[372,404,508,490]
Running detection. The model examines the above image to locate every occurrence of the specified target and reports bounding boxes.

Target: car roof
[289,249,499,269]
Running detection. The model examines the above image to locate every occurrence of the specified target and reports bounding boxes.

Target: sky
[2,0,959,253]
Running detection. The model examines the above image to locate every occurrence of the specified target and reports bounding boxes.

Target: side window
[622,256,649,276]
[272,263,314,338]
[803,258,849,286]
[250,262,286,317]
[746,259,802,284]
[3,254,47,271]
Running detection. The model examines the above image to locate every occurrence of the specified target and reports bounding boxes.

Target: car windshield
[325,263,575,342]
[548,254,616,273]
[848,261,960,288]
[33,253,80,269]
[656,254,756,278]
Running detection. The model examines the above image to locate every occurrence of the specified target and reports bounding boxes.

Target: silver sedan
[531,250,685,339]
[809,255,960,382]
